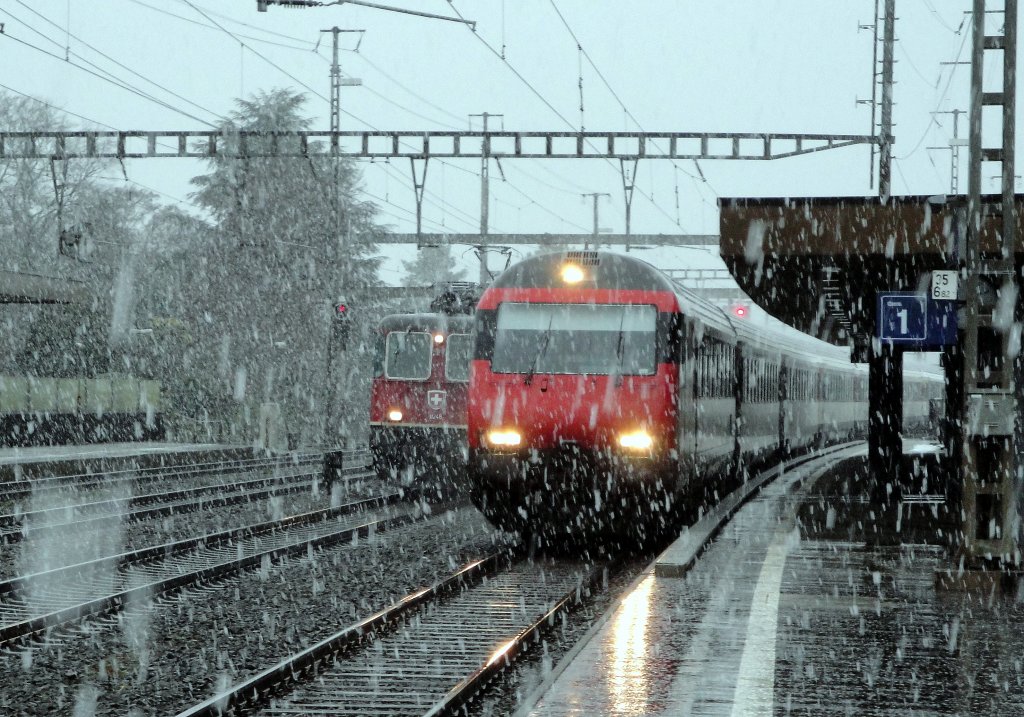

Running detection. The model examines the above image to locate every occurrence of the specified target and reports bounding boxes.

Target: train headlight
[433,333,445,344]
[618,430,653,451]
[387,409,404,422]
[486,429,522,448]
[560,264,585,284]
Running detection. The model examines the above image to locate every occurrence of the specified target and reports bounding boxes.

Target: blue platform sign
[877,292,957,347]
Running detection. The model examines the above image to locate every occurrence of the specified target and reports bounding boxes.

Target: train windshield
[491,303,657,376]
[445,334,472,381]
[385,331,432,379]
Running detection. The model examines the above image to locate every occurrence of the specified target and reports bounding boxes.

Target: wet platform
[523,442,1024,716]
[0,442,253,481]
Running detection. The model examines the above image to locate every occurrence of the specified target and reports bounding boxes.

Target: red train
[467,251,942,544]
[369,286,477,492]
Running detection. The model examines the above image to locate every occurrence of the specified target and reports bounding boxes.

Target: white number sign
[931,270,958,301]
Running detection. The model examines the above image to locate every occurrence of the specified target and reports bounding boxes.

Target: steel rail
[422,566,602,717]
[1,466,327,526]
[172,553,511,717]
[169,445,860,717]
[0,491,407,598]
[0,497,440,648]
[0,449,368,501]
[424,447,857,717]
[0,465,375,545]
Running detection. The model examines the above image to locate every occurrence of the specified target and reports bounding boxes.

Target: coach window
[445,334,473,382]
[385,331,432,380]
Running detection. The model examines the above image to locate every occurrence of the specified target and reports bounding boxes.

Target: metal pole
[952,109,963,194]
[964,0,985,394]
[581,192,610,250]
[323,26,343,448]
[878,0,896,199]
[480,111,490,285]
[468,112,503,284]
[1001,0,1016,266]
[1000,0,1020,558]
[868,0,880,187]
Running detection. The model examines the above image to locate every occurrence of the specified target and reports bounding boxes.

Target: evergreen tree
[400,245,468,286]
[188,89,384,444]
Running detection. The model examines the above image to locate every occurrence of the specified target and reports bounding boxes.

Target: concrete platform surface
[523,441,1017,716]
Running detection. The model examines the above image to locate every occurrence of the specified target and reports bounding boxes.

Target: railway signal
[332,301,352,349]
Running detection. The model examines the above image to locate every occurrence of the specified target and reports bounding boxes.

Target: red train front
[467,251,683,542]
[369,311,474,491]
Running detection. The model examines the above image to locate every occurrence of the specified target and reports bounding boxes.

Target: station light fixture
[387,408,403,422]
[560,264,585,284]
[618,430,653,451]
[486,429,522,447]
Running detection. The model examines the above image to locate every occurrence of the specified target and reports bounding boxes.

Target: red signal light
[732,304,749,318]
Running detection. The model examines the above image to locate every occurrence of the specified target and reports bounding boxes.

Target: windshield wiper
[613,311,627,386]
[524,315,555,386]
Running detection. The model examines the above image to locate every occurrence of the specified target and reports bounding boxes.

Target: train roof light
[561,264,585,284]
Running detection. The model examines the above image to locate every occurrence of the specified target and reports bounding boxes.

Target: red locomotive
[467,251,942,545]
[369,285,477,492]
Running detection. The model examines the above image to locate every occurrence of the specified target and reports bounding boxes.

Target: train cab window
[445,334,473,382]
[385,331,432,380]
[372,333,386,377]
[491,302,657,376]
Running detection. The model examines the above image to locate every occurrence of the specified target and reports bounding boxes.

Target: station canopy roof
[718,193,1024,348]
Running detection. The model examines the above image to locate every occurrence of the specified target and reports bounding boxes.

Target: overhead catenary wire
[446,0,692,231]
[897,14,972,161]
[179,0,378,129]
[9,0,623,238]
[370,161,484,231]
[127,0,330,52]
[0,17,220,127]
[544,0,716,205]
[12,0,229,125]
[131,0,476,134]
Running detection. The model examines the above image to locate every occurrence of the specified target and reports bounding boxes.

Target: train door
[676,319,699,488]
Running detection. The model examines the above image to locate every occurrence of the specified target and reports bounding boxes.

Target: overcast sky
[0,0,1011,283]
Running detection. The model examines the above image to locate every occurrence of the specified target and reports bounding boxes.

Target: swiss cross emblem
[427,390,447,412]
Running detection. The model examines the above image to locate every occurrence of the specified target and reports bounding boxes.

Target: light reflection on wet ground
[529,449,1024,717]
[529,461,813,716]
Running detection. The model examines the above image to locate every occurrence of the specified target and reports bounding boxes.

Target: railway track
[176,553,597,717]
[0,490,434,649]
[170,443,863,717]
[0,453,373,544]
[0,448,369,505]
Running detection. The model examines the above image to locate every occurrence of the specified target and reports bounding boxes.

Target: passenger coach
[466,251,940,543]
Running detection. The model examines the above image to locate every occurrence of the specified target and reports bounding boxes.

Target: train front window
[445,334,472,381]
[385,331,432,380]
[491,303,657,376]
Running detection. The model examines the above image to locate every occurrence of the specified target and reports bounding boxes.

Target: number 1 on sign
[897,308,908,335]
